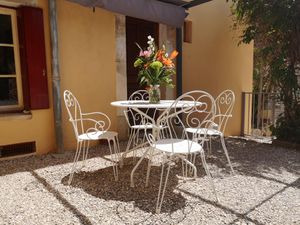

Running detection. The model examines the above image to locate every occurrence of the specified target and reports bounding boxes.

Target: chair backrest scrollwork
[63,90,83,140]
[128,90,149,101]
[145,90,216,151]
[214,90,235,134]
[124,90,159,127]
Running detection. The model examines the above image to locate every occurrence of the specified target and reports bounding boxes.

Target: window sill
[0,111,32,120]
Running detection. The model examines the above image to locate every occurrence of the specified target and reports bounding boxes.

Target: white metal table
[111,99,200,186]
[111,100,176,160]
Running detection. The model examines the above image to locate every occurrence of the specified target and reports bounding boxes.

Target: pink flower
[139,50,152,57]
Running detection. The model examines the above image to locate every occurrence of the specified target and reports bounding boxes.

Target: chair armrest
[76,111,112,132]
[81,111,109,117]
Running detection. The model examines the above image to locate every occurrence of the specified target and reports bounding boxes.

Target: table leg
[130,146,151,187]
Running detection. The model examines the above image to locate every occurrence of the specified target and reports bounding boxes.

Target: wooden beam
[183,0,212,9]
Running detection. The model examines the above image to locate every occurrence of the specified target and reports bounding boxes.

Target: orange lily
[162,57,174,67]
[169,50,178,60]
[156,49,165,61]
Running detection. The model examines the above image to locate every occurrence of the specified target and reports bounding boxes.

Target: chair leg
[141,129,147,147]
[130,147,151,187]
[188,153,196,176]
[82,140,90,168]
[160,127,168,139]
[181,155,190,179]
[126,129,135,152]
[68,141,83,185]
[145,147,155,187]
[108,138,118,181]
[115,135,121,161]
[185,155,188,178]
[156,156,171,214]
[208,136,212,156]
[120,128,135,167]
[134,129,140,146]
[181,158,185,178]
[220,135,234,174]
[180,155,197,180]
[199,150,219,202]
[191,153,196,166]
[132,129,141,162]
[81,140,86,163]
[112,136,120,180]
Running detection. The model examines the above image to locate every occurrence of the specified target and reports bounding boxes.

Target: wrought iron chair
[139,90,219,213]
[123,90,150,152]
[186,89,235,173]
[123,90,168,160]
[63,90,120,185]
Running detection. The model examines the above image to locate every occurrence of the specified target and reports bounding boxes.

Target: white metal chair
[186,89,235,173]
[123,90,150,152]
[141,90,219,213]
[63,90,120,185]
[123,90,168,160]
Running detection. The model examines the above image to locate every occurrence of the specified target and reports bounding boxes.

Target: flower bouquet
[134,35,178,103]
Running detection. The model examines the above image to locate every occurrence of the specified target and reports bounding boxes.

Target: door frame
[125,16,159,97]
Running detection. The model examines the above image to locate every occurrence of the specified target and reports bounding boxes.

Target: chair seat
[131,124,166,130]
[131,124,154,129]
[152,139,203,154]
[78,131,118,140]
[185,128,223,136]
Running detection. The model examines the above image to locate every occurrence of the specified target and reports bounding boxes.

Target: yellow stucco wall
[183,0,253,136]
[0,0,55,154]
[0,0,117,154]
[0,0,251,155]
[57,1,117,150]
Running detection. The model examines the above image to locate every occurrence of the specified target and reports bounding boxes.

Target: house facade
[0,0,253,156]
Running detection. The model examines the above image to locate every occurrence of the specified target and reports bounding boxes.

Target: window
[0,7,23,112]
[0,6,49,113]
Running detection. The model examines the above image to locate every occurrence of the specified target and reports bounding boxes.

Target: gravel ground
[0,138,299,225]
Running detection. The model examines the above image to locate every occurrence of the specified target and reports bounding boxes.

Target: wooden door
[126,17,158,97]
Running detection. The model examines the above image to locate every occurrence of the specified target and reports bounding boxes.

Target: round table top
[111,100,200,109]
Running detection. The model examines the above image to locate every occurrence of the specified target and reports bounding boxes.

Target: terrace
[0,0,299,224]
[0,139,299,224]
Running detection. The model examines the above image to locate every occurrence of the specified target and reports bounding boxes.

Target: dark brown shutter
[18,6,49,110]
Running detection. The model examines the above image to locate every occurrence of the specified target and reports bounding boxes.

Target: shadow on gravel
[204,138,300,185]
[62,157,186,214]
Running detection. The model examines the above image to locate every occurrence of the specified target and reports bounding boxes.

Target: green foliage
[271,105,300,143]
[136,65,175,87]
[229,0,300,143]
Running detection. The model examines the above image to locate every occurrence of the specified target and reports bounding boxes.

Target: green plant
[229,0,300,143]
